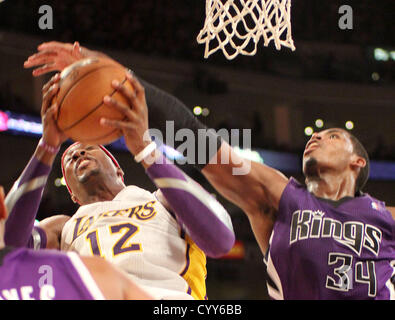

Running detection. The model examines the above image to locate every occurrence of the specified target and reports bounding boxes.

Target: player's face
[302,128,355,175]
[62,143,119,194]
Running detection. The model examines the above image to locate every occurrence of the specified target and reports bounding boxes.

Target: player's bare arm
[202,142,289,252]
[388,207,395,221]
[38,215,70,249]
[81,256,153,300]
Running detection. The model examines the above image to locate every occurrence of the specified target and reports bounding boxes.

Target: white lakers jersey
[61,185,207,300]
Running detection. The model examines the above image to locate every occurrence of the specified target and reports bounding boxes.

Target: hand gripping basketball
[101,71,152,156]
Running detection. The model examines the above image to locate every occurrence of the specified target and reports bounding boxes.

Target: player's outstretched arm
[202,142,289,252]
[103,71,288,253]
[4,74,68,248]
[101,73,235,258]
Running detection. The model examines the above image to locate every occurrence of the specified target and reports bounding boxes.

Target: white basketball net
[197,0,296,60]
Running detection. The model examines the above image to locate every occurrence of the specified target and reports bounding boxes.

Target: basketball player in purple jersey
[0,186,151,300]
[24,41,395,300]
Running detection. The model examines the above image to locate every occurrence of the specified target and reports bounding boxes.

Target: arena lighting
[0,109,42,135]
[201,108,210,117]
[345,121,354,130]
[371,72,380,81]
[0,111,8,131]
[54,178,62,187]
[193,106,202,116]
[157,144,184,161]
[304,126,314,136]
[315,119,324,128]
[7,118,42,134]
[374,48,389,61]
[54,177,66,187]
[373,48,395,62]
[233,146,264,163]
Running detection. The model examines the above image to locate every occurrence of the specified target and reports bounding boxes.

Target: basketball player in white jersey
[5,63,235,300]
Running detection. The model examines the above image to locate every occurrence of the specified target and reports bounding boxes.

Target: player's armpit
[81,256,153,300]
[39,215,70,249]
[202,141,288,216]
[247,206,276,254]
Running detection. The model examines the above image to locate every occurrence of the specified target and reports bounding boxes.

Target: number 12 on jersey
[85,223,142,258]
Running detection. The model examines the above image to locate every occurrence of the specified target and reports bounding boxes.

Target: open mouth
[76,157,94,172]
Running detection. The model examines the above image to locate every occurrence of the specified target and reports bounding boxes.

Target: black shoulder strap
[317,196,354,208]
[0,246,15,266]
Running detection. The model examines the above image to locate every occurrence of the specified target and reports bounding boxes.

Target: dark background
[0,0,394,299]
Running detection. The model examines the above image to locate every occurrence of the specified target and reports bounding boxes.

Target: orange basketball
[54,57,133,145]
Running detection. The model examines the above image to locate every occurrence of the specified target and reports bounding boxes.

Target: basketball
[54,57,133,145]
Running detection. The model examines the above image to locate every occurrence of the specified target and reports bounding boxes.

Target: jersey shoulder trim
[66,252,105,300]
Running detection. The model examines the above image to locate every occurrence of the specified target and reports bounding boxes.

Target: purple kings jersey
[265,178,395,300]
[0,247,105,300]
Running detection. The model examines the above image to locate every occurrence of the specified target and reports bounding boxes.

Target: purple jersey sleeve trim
[146,153,235,258]
[17,156,52,186]
[5,155,51,247]
[27,226,48,249]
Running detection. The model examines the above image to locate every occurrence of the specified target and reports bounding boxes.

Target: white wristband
[134,141,157,163]
[39,138,60,155]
